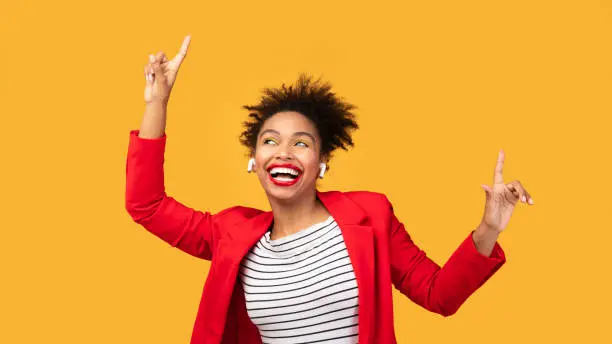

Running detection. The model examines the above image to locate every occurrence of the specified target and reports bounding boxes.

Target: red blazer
[125,130,506,344]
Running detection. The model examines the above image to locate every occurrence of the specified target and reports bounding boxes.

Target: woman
[126,36,534,344]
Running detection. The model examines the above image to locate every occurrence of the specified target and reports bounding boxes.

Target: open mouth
[267,165,302,186]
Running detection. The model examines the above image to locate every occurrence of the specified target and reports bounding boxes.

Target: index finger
[172,35,191,66]
[494,149,505,185]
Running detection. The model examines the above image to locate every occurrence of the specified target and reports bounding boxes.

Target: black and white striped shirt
[239,216,360,344]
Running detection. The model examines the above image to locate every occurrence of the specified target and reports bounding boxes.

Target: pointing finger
[494,149,505,185]
[172,35,191,67]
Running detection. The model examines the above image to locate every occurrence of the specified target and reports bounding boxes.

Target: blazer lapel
[317,190,376,344]
[205,211,273,343]
[209,192,376,343]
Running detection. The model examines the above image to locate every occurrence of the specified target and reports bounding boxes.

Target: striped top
[239,216,360,344]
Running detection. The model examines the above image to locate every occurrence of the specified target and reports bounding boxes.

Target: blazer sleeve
[385,196,506,317]
[125,129,225,260]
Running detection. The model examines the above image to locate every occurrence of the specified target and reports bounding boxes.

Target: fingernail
[528,198,534,204]
[149,54,155,62]
[522,196,526,202]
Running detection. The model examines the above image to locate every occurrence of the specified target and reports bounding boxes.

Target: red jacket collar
[224,190,376,343]
[229,190,370,247]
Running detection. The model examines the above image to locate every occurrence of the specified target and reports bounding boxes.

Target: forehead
[259,111,319,137]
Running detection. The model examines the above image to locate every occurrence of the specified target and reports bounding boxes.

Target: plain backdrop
[1,1,611,343]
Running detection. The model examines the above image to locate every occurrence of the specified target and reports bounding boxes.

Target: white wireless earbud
[247,158,255,173]
[319,163,327,179]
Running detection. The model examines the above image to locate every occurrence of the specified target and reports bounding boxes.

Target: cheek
[254,147,272,167]
[297,151,320,172]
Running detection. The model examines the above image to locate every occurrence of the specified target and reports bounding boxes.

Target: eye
[295,140,308,147]
[263,138,277,145]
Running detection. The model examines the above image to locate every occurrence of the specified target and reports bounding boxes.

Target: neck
[267,188,330,240]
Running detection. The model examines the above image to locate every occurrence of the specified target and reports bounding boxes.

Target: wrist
[472,223,501,257]
[474,222,501,241]
[145,99,169,108]
[477,221,499,232]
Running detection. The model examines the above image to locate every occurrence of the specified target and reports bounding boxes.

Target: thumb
[481,184,492,200]
[145,65,154,86]
[152,61,167,84]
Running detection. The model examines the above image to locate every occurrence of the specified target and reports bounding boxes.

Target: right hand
[144,35,191,104]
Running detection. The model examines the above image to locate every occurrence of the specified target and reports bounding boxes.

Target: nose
[275,150,293,160]
[273,142,295,160]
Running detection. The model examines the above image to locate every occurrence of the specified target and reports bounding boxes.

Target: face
[252,111,325,203]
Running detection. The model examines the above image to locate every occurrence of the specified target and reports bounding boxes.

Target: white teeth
[269,167,299,176]
[273,176,294,182]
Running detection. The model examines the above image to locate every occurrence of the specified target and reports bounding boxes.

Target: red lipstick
[266,163,303,187]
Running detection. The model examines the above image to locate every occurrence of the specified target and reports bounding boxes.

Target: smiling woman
[246,108,352,209]
[126,35,533,344]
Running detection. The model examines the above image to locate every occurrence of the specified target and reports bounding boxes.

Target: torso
[239,216,360,343]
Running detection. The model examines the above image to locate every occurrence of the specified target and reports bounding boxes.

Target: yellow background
[1,0,611,343]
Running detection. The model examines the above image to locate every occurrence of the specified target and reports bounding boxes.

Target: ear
[319,163,327,179]
[318,154,329,179]
[247,157,256,173]
[249,148,257,172]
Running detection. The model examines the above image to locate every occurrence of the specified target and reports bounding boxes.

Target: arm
[125,128,218,260]
[125,36,219,259]
[386,198,506,317]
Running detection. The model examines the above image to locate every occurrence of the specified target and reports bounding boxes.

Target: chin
[267,189,298,202]
[263,184,302,201]
[259,177,312,203]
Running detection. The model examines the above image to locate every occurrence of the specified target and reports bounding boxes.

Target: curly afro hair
[240,74,359,160]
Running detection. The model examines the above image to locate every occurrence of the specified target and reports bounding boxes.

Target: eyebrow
[259,129,317,142]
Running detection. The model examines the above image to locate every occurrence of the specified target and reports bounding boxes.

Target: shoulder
[323,190,394,218]
[326,190,400,238]
[337,190,392,208]
[213,205,265,224]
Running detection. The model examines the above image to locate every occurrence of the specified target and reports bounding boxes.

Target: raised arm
[386,197,506,317]
[388,149,535,316]
[125,36,218,260]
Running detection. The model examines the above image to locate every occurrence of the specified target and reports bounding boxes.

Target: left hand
[144,35,191,105]
[480,150,533,232]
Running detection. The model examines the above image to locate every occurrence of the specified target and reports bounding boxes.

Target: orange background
[1,0,611,343]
